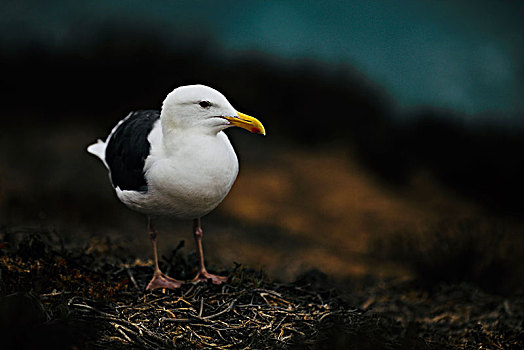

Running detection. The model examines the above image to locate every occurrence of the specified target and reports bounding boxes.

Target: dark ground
[1,229,523,350]
[1,32,524,349]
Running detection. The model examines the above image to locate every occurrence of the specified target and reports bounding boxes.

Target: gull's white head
[161,84,265,135]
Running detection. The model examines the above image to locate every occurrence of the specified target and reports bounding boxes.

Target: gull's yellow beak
[224,112,266,135]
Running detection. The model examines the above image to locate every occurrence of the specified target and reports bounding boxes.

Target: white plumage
[87,84,265,289]
[92,118,239,217]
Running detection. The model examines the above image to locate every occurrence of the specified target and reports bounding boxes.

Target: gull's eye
[199,100,212,109]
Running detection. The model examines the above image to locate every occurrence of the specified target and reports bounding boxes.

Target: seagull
[87,84,265,290]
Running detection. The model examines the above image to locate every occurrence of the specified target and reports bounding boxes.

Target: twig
[203,299,237,320]
[199,296,204,317]
[126,267,139,290]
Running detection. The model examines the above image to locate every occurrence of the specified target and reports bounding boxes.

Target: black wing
[105,110,161,192]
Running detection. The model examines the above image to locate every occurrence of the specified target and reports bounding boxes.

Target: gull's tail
[87,139,109,169]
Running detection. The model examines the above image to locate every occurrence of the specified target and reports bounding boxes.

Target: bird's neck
[161,126,221,156]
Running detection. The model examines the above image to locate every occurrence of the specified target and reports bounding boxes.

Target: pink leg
[145,217,183,290]
[192,218,227,284]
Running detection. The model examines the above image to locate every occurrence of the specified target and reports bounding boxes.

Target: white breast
[116,128,239,219]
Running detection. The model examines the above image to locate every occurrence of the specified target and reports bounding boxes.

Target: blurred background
[1,0,523,293]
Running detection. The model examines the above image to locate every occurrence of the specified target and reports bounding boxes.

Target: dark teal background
[2,0,523,118]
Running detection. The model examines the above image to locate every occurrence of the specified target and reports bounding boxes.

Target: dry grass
[1,229,523,350]
[0,229,362,349]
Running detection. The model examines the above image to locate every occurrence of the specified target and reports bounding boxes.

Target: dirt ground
[1,229,523,349]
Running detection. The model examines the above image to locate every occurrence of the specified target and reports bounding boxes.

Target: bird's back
[88,110,160,192]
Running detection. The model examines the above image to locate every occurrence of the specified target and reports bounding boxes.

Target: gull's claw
[192,271,228,285]
[146,273,184,290]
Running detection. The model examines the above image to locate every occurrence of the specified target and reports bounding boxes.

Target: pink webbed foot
[192,270,228,285]
[146,273,184,290]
